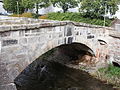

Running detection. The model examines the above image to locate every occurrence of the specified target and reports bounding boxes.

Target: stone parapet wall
[0,18,113,32]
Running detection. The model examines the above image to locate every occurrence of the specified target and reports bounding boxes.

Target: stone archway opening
[14,42,100,90]
[56,43,97,67]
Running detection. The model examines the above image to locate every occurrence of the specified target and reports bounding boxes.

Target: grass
[95,65,120,89]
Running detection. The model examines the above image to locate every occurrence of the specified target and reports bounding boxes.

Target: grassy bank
[94,65,120,89]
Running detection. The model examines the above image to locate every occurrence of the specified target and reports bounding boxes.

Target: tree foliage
[3,0,20,13]
[80,0,119,19]
[47,12,112,26]
[51,0,78,13]
[20,0,35,11]
[3,0,51,14]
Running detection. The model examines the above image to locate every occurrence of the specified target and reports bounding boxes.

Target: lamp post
[17,1,19,17]
[103,1,107,27]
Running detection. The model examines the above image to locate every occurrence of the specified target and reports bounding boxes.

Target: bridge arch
[14,42,96,90]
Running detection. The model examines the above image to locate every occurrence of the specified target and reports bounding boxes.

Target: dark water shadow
[14,60,115,90]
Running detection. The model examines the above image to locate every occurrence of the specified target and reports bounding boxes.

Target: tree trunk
[62,5,68,13]
[36,3,39,14]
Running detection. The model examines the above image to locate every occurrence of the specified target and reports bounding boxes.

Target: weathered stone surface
[19,38,27,45]
[2,39,18,46]
[0,18,119,90]
[0,31,11,37]
[0,83,17,90]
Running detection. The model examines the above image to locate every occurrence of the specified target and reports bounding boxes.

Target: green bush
[47,12,113,26]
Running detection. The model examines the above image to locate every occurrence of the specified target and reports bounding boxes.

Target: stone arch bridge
[0,17,120,90]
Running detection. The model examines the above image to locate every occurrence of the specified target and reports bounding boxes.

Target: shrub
[39,15,47,19]
[10,14,22,17]
[47,12,113,26]
[32,13,39,19]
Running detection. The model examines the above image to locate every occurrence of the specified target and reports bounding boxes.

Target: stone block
[11,54,27,60]
[25,30,31,33]
[0,83,17,90]
[0,26,11,32]
[67,37,73,44]
[55,27,61,32]
[66,27,72,36]
[11,31,19,37]
[0,32,11,37]
[0,53,11,62]
[60,26,65,32]
[19,30,25,37]
[0,63,10,85]
[1,46,20,54]
[11,25,22,30]
[28,37,39,44]
[0,41,1,53]
[59,33,63,37]
[19,38,27,45]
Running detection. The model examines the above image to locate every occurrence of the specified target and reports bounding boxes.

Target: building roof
[111,19,120,27]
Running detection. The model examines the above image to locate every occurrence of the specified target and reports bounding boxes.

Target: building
[111,19,120,32]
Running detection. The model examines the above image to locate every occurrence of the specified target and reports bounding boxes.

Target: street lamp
[103,1,107,27]
[17,1,19,17]
[104,5,106,26]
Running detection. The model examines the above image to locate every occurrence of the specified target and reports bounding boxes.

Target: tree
[3,0,50,14]
[3,0,31,14]
[20,0,35,12]
[3,0,19,13]
[51,0,78,13]
[80,0,119,19]
[34,0,51,14]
